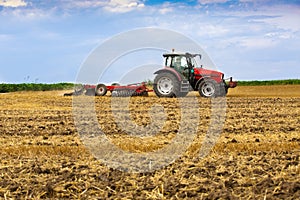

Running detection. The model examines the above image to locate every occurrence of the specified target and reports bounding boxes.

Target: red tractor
[153,52,237,98]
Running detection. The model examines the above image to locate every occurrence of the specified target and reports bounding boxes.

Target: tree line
[0,83,74,93]
[236,79,300,86]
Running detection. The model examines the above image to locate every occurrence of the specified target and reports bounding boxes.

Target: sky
[0,0,299,83]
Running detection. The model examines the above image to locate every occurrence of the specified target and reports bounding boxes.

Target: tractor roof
[163,52,201,58]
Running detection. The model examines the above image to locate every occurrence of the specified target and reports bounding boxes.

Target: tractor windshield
[164,53,202,69]
[190,55,201,68]
[165,56,187,69]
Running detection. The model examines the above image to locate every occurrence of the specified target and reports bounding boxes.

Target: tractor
[153,51,237,98]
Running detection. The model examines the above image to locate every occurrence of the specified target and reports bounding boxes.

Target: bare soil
[0,85,299,199]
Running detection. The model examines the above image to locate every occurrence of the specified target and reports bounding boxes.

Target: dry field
[0,85,299,199]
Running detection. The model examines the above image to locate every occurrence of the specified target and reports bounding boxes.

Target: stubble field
[0,85,299,199]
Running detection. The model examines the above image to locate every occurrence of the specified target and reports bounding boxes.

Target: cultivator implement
[64,82,151,97]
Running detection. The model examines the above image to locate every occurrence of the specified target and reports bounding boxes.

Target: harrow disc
[112,89,134,97]
[111,89,148,97]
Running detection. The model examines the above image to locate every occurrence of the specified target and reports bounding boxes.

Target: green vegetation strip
[0,79,299,93]
[237,79,300,86]
[0,83,74,93]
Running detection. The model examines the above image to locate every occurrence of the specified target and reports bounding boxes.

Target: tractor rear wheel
[198,79,224,98]
[154,72,187,97]
[95,84,107,96]
[154,73,176,97]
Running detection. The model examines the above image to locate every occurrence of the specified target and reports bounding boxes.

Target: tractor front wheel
[95,84,107,96]
[198,79,225,98]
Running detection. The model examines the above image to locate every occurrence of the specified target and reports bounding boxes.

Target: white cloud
[76,37,105,47]
[65,0,145,13]
[158,3,174,15]
[226,5,300,32]
[262,7,300,32]
[159,7,173,14]
[239,37,277,49]
[238,0,272,3]
[1,7,53,20]
[103,0,145,13]
[67,0,107,8]
[196,24,229,37]
[265,32,293,40]
[198,0,229,4]
[0,0,27,7]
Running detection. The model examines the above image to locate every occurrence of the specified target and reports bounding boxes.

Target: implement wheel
[95,84,107,96]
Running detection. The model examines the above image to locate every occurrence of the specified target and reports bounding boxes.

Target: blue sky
[0,0,299,83]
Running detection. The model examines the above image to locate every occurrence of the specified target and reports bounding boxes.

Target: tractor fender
[154,68,182,81]
[195,76,223,90]
[195,77,208,90]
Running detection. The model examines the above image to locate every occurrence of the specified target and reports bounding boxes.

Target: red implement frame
[83,82,152,96]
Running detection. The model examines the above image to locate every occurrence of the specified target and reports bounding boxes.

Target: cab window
[172,56,187,69]
[165,56,172,67]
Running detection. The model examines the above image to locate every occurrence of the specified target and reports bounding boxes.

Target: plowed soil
[0,85,299,199]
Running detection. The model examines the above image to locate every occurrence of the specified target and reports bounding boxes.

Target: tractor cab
[163,53,201,81]
[163,53,201,75]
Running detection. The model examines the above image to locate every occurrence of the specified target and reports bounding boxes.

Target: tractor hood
[194,67,224,78]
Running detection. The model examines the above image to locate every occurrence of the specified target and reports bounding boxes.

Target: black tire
[198,79,222,98]
[153,72,187,98]
[95,84,107,96]
[219,81,228,97]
